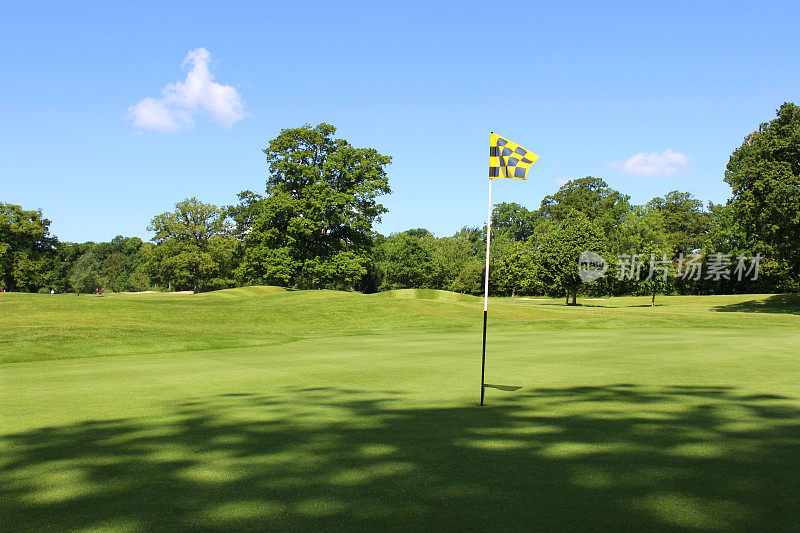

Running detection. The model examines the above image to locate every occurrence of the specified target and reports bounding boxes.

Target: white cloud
[128,97,186,132]
[610,149,691,177]
[128,48,244,132]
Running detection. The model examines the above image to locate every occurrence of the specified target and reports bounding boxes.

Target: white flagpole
[480,176,492,406]
[483,178,493,311]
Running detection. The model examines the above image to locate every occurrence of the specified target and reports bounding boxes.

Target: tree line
[2,104,799,300]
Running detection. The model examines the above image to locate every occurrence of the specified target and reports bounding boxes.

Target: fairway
[2,289,800,531]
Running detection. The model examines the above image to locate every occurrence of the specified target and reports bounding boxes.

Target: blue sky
[1,1,799,242]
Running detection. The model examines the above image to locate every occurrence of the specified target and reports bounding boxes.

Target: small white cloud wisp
[128,48,244,133]
[611,149,691,177]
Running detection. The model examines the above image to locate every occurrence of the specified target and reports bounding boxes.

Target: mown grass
[3,288,799,364]
[1,289,799,531]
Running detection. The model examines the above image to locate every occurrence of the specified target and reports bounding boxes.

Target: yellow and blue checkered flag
[489,133,538,179]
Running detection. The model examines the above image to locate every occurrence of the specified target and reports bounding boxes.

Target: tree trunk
[571,290,577,306]
[651,289,656,307]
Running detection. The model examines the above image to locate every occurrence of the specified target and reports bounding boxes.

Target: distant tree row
[2,103,799,300]
[0,206,151,294]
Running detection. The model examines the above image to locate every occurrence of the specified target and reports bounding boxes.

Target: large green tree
[646,191,711,257]
[489,234,539,297]
[0,203,57,292]
[148,198,236,293]
[492,202,539,242]
[539,177,630,230]
[378,229,439,290]
[238,123,391,290]
[68,251,101,294]
[725,102,800,281]
[619,206,671,305]
[536,210,606,305]
[537,178,630,296]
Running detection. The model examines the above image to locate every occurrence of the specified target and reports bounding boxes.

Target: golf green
[2,289,799,530]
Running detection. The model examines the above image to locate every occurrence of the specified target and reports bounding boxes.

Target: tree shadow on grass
[712,293,800,315]
[2,384,799,531]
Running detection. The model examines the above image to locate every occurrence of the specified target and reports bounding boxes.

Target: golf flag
[481,132,538,406]
[489,133,539,179]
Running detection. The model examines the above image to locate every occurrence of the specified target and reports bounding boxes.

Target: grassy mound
[194,285,288,298]
[2,290,799,364]
[380,288,480,303]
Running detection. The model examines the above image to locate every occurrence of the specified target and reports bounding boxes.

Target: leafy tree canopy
[148,198,235,293]
[0,203,57,292]
[540,177,630,226]
[68,251,101,294]
[536,209,606,305]
[239,123,391,289]
[492,202,539,242]
[646,191,711,257]
[619,206,671,305]
[725,102,800,278]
